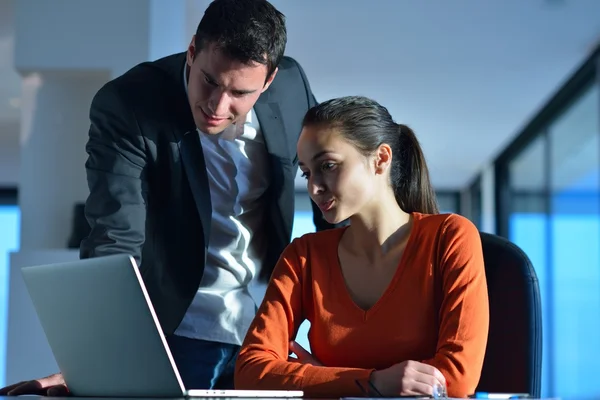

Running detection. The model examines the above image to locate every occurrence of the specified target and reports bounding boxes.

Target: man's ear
[261,67,279,93]
[186,35,196,68]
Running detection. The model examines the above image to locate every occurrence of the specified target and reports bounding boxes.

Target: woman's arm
[234,237,373,397]
[421,215,490,398]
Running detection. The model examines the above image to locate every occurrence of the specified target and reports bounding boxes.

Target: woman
[235,96,489,398]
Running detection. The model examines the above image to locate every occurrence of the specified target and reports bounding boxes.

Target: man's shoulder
[278,55,301,72]
[268,55,307,93]
[96,53,185,105]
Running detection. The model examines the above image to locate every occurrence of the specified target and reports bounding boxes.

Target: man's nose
[208,91,230,116]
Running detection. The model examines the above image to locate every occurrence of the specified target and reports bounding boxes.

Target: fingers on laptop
[0,380,44,396]
[0,381,25,395]
[0,373,69,396]
[5,382,69,397]
[47,384,71,396]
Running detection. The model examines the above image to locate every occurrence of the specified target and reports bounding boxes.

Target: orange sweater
[235,213,489,398]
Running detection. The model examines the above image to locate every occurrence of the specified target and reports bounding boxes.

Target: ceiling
[2,0,600,190]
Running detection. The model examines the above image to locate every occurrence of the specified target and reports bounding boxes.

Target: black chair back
[476,232,542,398]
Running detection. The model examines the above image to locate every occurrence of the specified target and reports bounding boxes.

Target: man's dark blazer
[80,52,332,335]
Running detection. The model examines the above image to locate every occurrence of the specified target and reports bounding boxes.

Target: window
[436,191,461,214]
[466,174,482,229]
[0,189,19,387]
[507,134,551,396]
[496,49,600,398]
[547,82,599,398]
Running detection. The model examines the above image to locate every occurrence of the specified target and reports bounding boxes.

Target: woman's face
[298,126,384,224]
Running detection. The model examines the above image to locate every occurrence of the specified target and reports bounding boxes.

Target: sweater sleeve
[421,215,490,398]
[234,237,373,397]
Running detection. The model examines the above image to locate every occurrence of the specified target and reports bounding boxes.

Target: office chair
[475,232,542,398]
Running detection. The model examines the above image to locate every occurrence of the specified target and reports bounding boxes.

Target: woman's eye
[322,162,335,171]
[301,171,310,179]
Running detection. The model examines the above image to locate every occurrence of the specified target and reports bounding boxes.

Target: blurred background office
[0,0,599,399]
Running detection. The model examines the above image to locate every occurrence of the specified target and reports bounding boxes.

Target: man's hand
[287,341,322,366]
[0,373,69,396]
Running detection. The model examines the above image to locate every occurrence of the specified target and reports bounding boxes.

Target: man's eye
[204,76,217,86]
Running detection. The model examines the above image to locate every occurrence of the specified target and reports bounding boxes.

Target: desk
[0,397,558,400]
[0,397,537,400]
[0,398,337,400]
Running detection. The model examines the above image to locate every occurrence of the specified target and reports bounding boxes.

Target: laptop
[20,254,303,398]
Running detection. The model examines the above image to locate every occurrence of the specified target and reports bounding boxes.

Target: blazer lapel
[166,55,212,247]
[178,131,212,246]
[253,92,295,256]
[254,93,292,163]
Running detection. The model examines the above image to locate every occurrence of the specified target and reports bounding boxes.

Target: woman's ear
[373,144,393,175]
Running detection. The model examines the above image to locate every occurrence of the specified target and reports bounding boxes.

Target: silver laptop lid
[21,254,185,397]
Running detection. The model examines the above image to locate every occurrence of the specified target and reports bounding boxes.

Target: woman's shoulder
[289,226,347,251]
[279,227,346,272]
[414,212,479,238]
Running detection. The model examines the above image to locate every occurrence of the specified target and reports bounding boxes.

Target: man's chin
[196,121,231,135]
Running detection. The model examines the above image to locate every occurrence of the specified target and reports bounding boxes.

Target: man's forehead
[198,45,259,67]
[196,44,269,80]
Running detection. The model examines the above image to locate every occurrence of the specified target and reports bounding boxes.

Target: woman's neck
[343,195,412,265]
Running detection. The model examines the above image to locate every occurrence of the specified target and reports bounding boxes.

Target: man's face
[186,37,277,134]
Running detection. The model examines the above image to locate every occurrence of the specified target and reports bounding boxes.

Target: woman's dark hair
[195,0,286,81]
[303,96,439,214]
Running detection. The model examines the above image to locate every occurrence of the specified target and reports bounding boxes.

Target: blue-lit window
[0,205,20,387]
[507,80,600,400]
[508,134,551,397]
[547,82,599,399]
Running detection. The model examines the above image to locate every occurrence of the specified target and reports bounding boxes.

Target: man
[0,0,332,395]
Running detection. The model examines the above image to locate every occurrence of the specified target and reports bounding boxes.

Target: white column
[13,0,189,249]
[18,71,109,249]
[5,0,190,385]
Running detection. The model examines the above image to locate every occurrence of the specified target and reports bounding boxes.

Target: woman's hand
[287,341,322,366]
[371,360,446,396]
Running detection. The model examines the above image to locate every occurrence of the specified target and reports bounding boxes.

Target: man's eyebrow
[201,69,218,84]
[232,88,257,95]
[201,69,258,95]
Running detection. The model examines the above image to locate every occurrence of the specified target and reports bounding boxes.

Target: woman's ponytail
[393,124,439,214]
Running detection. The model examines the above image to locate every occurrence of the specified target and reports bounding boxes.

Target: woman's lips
[318,199,334,212]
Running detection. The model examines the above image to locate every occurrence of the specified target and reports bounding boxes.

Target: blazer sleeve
[235,238,373,397]
[421,215,490,398]
[79,83,149,266]
[293,59,341,232]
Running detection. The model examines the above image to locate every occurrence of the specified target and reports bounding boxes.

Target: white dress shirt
[174,67,270,345]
